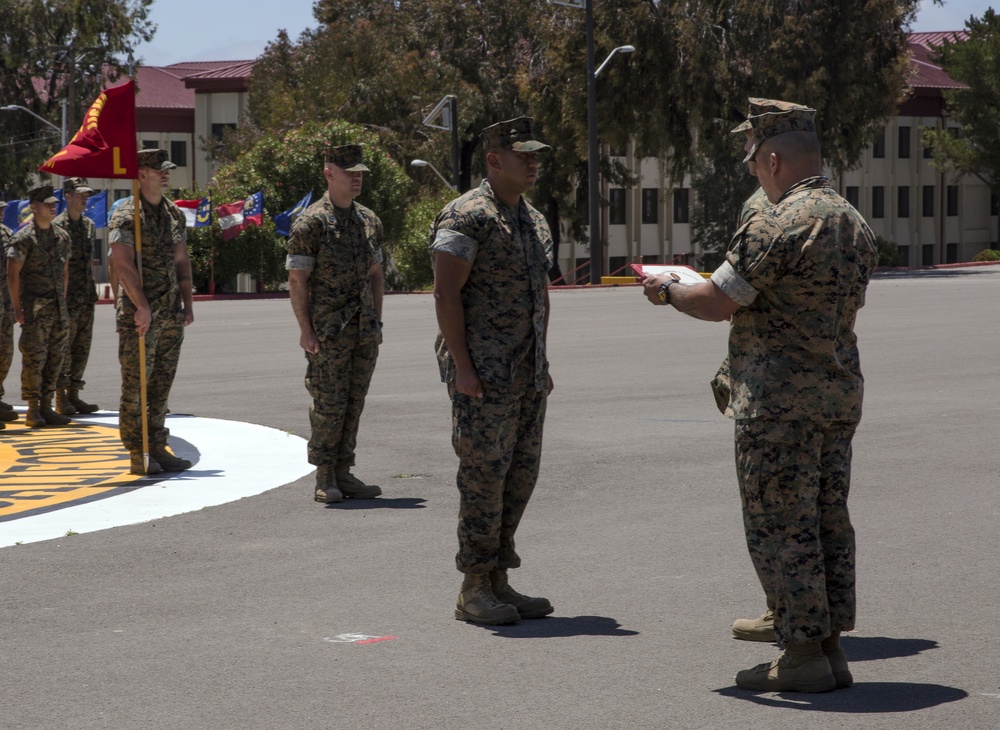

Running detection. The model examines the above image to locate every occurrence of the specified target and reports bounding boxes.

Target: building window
[991,193,998,217]
[898,126,910,159]
[923,136,934,158]
[922,185,935,217]
[608,256,628,275]
[609,188,626,225]
[641,188,658,224]
[947,185,958,216]
[673,188,689,224]
[946,243,958,263]
[142,139,158,149]
[845,186,859,209]
[170,140,188,168]
[922,244,934,266]
[897,186,910,218]
[897,245,910,266]
[872,131,885,159]
[211,123,237,141]
[872,186,885,218]
[113,188,130,200]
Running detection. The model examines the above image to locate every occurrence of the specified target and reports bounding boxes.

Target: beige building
[558,31,996,280]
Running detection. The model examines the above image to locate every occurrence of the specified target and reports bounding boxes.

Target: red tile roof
[907,31,969,91]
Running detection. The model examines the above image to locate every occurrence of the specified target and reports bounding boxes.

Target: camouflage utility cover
[429,179,553,390]
[480,116,551,153]
[326,144,369,172]
[711,176,878,422]
[732,97,817,163]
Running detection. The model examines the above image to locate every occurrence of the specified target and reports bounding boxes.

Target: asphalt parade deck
[1,268,997,729]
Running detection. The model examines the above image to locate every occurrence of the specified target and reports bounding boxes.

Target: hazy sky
[139,1,996,67]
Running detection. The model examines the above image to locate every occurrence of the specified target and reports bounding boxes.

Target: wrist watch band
[658,280,676,304]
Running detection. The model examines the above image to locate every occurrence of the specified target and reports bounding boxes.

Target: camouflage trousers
[735,419,857,646]
[304,317,378,467]
[58,301,95,391]
[0,309,13,400]
[449,359,547,574]
[18,299,68,400]
[118,310,184,451]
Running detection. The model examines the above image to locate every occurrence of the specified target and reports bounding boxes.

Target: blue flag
[274,191,313,237]
[195,195,212,227]
[85,190,108,229]
[3,200,33,230]
[3,201,22,230]
[53,189,66,215]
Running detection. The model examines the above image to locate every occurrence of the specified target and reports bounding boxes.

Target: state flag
[217,192,263,241]
[2,200,33,230]
[175,195,213,228]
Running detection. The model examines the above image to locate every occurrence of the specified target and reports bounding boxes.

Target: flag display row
[4,189,314,240]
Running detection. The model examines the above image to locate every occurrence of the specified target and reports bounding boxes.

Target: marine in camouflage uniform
[430,117,555,626]
[53,177,100,415]
[5,185,72,428]
[0,203,17,423]
[642,99,878,692]
[287,144,384,503]
[108,149,195,475]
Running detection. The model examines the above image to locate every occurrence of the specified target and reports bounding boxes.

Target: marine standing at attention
[430,117,555,626]
[287,143,385,504]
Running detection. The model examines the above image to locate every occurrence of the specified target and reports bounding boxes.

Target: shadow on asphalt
[873,267,994,279]
[841,635,938,662]
[714,682,967,712]
[481,615,639,638]
[329,497,428,510]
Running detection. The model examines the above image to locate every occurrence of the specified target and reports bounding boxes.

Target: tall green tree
[0,0,154,195]
[924,9,1000,246]
[236,0,923,278]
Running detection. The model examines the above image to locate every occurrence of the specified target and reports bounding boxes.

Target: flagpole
[209,188,216,295]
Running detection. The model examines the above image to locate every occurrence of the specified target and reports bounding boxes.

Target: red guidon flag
[39,79,138,179]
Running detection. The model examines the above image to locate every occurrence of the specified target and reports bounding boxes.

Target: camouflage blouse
[711,176,879,422]
[107,195,187,322]
[429,179,553,390]
[286,192,384,344]
[6,222,71,304]
[53,211,99,306]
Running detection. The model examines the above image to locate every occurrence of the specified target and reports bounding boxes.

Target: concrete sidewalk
[1,267,996,728]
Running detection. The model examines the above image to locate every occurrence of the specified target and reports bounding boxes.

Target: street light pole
[1,104,63,144]
[586,0,600,285]
[411,159,456,190]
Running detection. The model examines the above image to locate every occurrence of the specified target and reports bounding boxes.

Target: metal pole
[586,0,601,284]
[449,95,460,191]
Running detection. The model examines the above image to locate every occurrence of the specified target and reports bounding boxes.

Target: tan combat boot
[490,569,553,619]
[130,451,162,475]
[39,395,72,425]
[455,573,520,625]
[55,389,77,415]
[822,632,853,688]
[732,607,776,642]
[314,465,343,503]
[735,641,837,693]
[334,468,382,499]
[25,399,47,428]
[150,445,193,472]
[68,388,99,414]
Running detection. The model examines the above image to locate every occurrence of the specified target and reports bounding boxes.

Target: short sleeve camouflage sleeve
[107,197,135,246]
[429,207,479,263]
[286,205,325,271]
